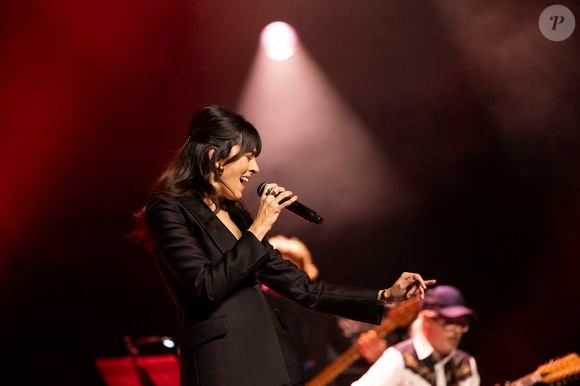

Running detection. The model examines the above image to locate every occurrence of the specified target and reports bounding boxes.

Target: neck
[203,196,219,212]
[431,349,444,360]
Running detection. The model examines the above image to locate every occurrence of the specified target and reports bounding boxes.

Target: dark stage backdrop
[1,1,579,385]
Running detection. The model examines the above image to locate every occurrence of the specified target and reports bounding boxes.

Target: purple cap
[421,285,475,318]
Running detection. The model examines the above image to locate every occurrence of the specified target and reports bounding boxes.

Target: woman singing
[133,105,434,386]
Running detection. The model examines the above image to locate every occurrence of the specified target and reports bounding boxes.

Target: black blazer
[146,195,384,386]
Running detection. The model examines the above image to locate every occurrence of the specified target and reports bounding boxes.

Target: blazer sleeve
[146,196,270,307]
[256,248,384,325]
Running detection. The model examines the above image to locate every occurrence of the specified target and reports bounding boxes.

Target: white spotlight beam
[238,38,408,234]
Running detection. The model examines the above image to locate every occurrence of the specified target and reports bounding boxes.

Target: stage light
[260,21,298,61]
[162,338,175,348]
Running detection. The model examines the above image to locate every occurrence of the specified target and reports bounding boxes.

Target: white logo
[539,5,576,41]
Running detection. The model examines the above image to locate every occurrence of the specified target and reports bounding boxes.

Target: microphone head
[256,181,269,196]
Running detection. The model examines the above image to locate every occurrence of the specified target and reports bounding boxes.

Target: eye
[245,154,254,161]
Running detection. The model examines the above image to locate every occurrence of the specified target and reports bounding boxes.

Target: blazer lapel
[179,195,237,256]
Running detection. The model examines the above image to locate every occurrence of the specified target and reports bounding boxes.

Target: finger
[279,196,298,209]
[406,284,417,297]
[399,272,413,286]
[262,183,279,198]
[412,274,427,289]
[409,273,429,291]
[276,191,298,208]
[273,186,287,195]
[274,190,293,203]
[264,194,277,204]
[400,273,419,288]
[425,279,437,286]
[269,185,288,197]
[417,286,425,298]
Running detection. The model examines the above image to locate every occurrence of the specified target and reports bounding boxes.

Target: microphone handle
[280,197,323,224]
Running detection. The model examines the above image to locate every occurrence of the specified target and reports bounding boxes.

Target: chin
[446,344,459,353]
[221,189,243,201]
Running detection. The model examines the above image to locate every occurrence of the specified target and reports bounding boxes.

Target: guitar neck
[506,352,580,386]
[507,372,541,386]
[306,320,397,386]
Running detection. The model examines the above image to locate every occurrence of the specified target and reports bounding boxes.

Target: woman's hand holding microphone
[248,183,298,241]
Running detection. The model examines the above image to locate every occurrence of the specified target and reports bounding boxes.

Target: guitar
[306,296,421,386]
[505,352,580,386]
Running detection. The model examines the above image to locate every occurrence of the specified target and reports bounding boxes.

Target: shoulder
[452,349,475,363]
[147,195,180,210]
[147,195,205,213]
[146,196,185,217]
[352,346,405,386]
[452,350,478,380]
[393,338,414,354]
[392,339,422,371]
[371,346,406,372]
[146,195,200,226]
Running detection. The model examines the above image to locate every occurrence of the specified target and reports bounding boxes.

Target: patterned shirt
[351,330,480,386]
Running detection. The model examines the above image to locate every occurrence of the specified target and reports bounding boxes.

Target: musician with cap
[352,285,480,386]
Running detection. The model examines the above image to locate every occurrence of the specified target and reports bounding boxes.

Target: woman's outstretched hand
[249,183,298,241]
[381,272,436,305]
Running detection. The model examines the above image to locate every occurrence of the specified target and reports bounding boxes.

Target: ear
[207,147,216,160]
[208,147,224,176]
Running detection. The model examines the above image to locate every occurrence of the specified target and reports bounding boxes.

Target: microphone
[257,182,323,224]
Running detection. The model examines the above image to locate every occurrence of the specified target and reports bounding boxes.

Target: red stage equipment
[96,354,179,386]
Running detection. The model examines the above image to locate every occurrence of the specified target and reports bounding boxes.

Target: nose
[250,158,260,173]
[448,323,468,334]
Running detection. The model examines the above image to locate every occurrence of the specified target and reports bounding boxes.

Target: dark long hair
[131,105,262,250]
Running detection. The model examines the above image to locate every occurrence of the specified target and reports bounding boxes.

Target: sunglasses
[429,316,470,333]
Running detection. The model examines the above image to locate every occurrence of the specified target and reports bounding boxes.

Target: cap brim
[438,306,476,319]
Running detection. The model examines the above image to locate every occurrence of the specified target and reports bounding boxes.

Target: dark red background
[1,1,578,384]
